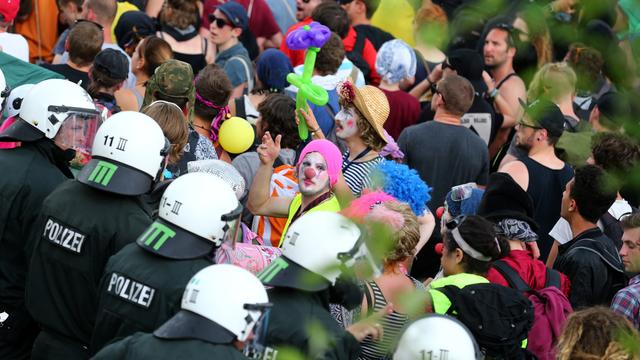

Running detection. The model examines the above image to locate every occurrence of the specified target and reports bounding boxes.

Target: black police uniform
[264,287,361,360]
[90,228,215,353]
[0,137,75,359]
[26,179,152,359]
[92,331,249,360]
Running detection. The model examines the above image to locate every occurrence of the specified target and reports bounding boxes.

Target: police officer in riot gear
[0,79,101,360]
[93,264,271,359]
[259,211,386,360]
[25,111,168,359]
[90,172,243,353]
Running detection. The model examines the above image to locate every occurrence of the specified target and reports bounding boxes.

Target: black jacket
[26,180,152,353]
[0,140,73,311]
[264,287,361,360]
[554,227,626,309]
[90,243,212,354]
[91,332,248,360]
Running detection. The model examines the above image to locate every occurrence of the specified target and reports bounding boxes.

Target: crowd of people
[1,0,640,359]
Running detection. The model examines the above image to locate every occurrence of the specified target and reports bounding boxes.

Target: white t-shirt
[549,198,633,245]
[0,32,29,62]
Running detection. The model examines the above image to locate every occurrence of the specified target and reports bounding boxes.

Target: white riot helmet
[154,264,271,349]
[187,159,246,200]
[6,84,34,118]
[0,79,101,148]
[393,314,482,360]
[259,211,377,291]
[136,172,242,259]
[77,111,169,195]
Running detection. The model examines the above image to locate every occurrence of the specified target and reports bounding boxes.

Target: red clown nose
[304,167,316,179]
[435,243,444,255]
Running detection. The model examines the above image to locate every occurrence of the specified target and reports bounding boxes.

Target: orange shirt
[15,0,59,63]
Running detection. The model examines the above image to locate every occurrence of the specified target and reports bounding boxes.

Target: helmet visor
[337,234,383,278]
[54,110,103,168]
[221,203,244,245]
[242,303,272,358]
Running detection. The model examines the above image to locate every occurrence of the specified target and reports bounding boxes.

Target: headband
[450,227,492,261]
[195,90,229,143]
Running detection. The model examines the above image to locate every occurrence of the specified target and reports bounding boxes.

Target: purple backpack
[493,260,573,360]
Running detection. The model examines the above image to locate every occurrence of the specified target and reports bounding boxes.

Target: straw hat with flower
[337,79,390,144]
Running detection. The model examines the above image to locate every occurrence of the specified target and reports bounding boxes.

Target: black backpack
[346,31,371,84]
[438,283,535,359]
[600,207,638,250]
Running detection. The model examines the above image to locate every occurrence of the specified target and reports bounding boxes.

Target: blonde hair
[381,201,420,264]
[142,101,189,165]
[527,62,576,102]
[556,307,639,360]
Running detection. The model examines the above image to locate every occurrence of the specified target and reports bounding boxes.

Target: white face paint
[334,108,359,139]
[297,152,331,197]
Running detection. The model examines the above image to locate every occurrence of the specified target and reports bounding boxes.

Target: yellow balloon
[218,116,255,154]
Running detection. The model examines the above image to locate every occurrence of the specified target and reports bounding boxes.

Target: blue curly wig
[368,160,431,215]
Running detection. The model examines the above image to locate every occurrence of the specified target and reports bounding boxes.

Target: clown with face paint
[247,134,343,247]
[299,80,390,196]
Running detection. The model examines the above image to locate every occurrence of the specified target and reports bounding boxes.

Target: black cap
[477,172,539,231]
[258,256,331,291]
[114,11,156,50]
[446,48,487,93]
[0,117,44,142]
[596,92,629,123]
[154,310,236,344]
[522,99,565,138]
[217,1,248,30]
[93,48,129,81]
[136,218,217,260]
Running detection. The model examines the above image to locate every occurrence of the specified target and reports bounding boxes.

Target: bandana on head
[496,218,538,243]
[194,90,229,142]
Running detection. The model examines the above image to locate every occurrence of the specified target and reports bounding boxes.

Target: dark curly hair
[256,94,300,150]
[571,165,617,223]
[443,215,509,275]
[591,132,640,173]
[311,2,350,38]
[565,43,604,93]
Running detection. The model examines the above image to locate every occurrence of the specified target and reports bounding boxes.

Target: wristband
[488,88,499,99]
[309,127,319,133]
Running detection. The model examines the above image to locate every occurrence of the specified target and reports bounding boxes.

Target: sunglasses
[337,0,354,4]
[74,19,104,31]
[208,14,232,28]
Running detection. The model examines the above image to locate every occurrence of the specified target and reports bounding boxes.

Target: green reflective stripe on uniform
[278,193,341,247]
[88,161,118,186]
[258,257,289,283]
[140,222,176,250]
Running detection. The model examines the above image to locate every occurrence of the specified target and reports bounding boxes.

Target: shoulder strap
[234,96,246,119]
[349,64,359,83]
[491,260,532,292]
[496,72,516,89]
[202,37,208,55]
[363,282,375,316]
[545,267,561,289]
[437,285,460,315]
[229,55,254,92]
[353,30,366,53]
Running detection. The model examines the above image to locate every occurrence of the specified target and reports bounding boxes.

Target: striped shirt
[342,151,383,196]
[359,281,410,360]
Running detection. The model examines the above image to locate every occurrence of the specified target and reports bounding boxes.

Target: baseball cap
[152,59,194,99]
[93,48,129,81]
[0,0,19,22]
[520,99,565,137]
[445,49,487,92]
[217,1,248,30]
[114,11,156,50]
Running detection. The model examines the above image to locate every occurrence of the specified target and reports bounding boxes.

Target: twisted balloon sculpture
[285,22,332,140]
